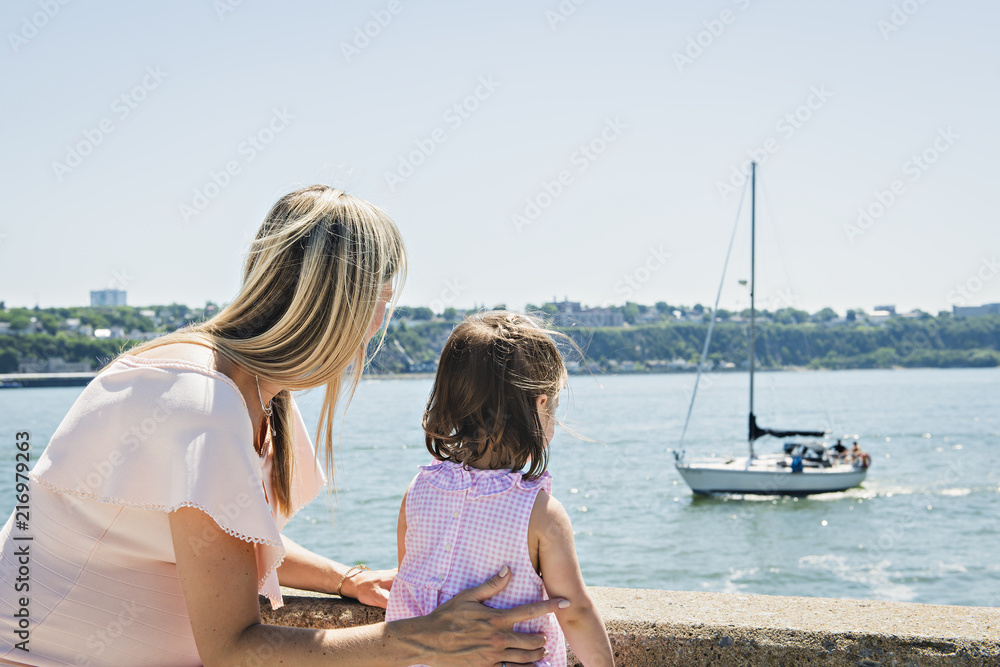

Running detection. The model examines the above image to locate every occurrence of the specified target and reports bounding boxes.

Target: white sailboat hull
[674,163,871,498]
[676,456,867,495]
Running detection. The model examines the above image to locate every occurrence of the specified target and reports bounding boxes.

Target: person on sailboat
[851,441,871,468]
[832,439,848,460]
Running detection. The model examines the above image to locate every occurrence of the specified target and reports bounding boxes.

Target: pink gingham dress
[385,459,566,667]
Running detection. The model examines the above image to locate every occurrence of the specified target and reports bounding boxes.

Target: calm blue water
[1,368,998,607]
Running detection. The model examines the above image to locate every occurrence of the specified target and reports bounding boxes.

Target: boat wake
[798,554,916,602]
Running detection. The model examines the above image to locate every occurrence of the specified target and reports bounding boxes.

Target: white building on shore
[953,303,1000,317]
[90,289,127,307]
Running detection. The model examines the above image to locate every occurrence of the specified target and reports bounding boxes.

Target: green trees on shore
[365,314,1000,374]
[0,334,133,373]
[553,316,1000,370]
[2,310,998,375]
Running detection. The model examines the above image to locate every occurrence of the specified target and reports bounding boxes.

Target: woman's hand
[394,566,569,667]
[276,534,396,608]
[341,567,395,609]
[170,511,565,666]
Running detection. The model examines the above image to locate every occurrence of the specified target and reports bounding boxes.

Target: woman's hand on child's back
[342,567,396,609]
[395,566,569,666]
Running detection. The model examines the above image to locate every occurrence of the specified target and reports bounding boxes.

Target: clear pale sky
[2,0,997,315]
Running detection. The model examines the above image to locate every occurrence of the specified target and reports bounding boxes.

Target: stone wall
[261,586,1000,666]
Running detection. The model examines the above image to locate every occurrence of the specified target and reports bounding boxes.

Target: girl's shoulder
[527,484,573,552]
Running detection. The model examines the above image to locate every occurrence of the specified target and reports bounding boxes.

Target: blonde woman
[0,186,564,666]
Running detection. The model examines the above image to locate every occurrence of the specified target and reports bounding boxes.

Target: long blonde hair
[126,185,406,516]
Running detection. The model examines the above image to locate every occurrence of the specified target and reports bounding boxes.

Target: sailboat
[673,162,869,496]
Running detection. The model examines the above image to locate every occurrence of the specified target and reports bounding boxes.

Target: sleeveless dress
[0,356,326,666]
[385,460,566,667]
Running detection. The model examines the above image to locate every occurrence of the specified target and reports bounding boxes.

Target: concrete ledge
[261,586,1000,666]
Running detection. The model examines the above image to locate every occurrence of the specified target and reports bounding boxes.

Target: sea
[1,367,997,607]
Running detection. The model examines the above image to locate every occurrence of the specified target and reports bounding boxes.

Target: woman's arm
[531,491,615,667]
[277,533,394,608]
[169,506,564,667]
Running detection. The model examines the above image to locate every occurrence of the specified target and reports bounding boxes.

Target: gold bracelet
[334,564,370,597]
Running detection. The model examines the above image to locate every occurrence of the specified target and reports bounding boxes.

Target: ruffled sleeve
[418,459,551,498]
[29,357,326,610]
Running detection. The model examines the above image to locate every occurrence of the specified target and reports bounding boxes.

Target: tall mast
[748,161,757,459]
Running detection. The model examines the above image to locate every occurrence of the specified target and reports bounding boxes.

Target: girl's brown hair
[125,185,405,516]
[423,311,567,480]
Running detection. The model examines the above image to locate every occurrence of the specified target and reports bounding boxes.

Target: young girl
[385,311,615,667]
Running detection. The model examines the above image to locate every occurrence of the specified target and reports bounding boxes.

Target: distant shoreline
[3,364,995,390]
[365,364,1000,380]
[5,315,998,376]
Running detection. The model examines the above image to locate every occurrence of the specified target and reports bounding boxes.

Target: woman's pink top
[0,356,325,666]
[385,460,566,667]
